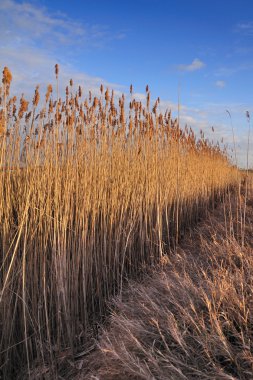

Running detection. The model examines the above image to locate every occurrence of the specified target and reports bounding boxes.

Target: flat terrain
[64,188,253,380]
[0,68,250,379]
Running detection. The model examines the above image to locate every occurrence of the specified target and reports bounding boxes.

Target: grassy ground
[59,182,253,380]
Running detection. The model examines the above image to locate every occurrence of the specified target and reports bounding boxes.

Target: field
[79,185,253,380]
[0,66,251,379]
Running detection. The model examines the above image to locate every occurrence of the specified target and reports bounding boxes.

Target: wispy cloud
[159,99,253,168]
[215,80,226,88]
[0,43,124,100]
[0,0,125,97]
[237,21,253,36]
[0,0,251,168]
[214,63,253,77]
[0,0,124,50]
[177,58,205,72]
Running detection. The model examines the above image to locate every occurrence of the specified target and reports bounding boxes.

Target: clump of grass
[0,66,239,379]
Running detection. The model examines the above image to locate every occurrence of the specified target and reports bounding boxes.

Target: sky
[0,0,253,167]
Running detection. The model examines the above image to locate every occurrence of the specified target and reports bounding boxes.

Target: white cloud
[0,0,125,98]
[158,98,253,168]
[0,0,123,49]
[215,80,226,88]
[0,44,124,100]
[132,93,147,102]
[177,58,205,72]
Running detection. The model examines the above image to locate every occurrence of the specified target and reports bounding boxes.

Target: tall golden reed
[0,66,239,379]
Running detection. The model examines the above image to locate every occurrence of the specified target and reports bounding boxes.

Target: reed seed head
[55,64,59,77]
[2,66,12,86]
[33,85,40,107]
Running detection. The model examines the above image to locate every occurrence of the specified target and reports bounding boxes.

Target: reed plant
[0,66,239,379]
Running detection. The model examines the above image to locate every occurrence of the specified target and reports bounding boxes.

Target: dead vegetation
[0,66,242,379]
[77,188,253,380]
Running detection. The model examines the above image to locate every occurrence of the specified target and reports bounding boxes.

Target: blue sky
[1,0,253,166]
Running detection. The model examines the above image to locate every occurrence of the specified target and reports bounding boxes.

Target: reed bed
[82,190,253,380]
[0,66,238,379]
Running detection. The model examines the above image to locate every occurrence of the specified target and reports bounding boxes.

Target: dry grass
[80,188,253,380]
[0,66,240,379]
